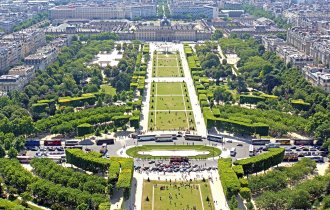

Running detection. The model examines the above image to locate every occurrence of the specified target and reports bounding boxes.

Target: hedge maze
[149,82,195,131]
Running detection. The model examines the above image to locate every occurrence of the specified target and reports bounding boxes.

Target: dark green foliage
[218,158,240,199]
[77,123,93,136]
[248,158,316,195]
[239,95,265,104]
[35,106,126,134]
[31,158,107,194]
[234,148,285,175]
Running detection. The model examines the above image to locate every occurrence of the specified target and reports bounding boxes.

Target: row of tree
[248,158,316,195]
[0,158,107,209]
[30,158,108,194]
[255,173,330,209]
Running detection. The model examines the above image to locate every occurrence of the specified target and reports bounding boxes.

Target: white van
[230,148,236,156]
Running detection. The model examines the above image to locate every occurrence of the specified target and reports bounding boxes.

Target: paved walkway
[178,44,207,136]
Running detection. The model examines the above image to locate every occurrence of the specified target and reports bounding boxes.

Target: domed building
[160,15,171,27]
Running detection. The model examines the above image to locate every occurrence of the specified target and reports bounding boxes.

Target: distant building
[262,35,286,52]
[0,75,24,92]
[119,18,212,41]
[49,4,157,20]
[169,1,218,19]
[302,65,330,92]
[8,65,35,81]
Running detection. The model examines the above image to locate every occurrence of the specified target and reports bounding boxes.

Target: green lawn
[126,145,221,159]
[142,180,215,210]
[149,111,195,131]
[153,52,183,77]
[100,84,116,96]
[149,82,195,131]
[151,82,186,95]
[153,66,183,77]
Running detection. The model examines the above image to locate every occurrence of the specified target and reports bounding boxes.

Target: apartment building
[0,28,46,73]
[49,4,156,20]
[0,75,24,92]
[169,1,218,19]
[302,65,330,93]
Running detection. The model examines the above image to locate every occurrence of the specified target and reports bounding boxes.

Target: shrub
[240,187,251,201]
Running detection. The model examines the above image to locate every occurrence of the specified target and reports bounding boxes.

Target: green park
[152,52,184,77]
[142,180,215,210]
[149,82,195,131]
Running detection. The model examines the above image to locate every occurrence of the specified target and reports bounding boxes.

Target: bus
[25,140,40,147]
[251,139,270,145]
[155,134,176,142]
[137,135,156,141]
[275,139,291,145]
[305,156,324,163]
[65,140,79,147]
[230,148,236,156]
[184,134,202,141]
[65,145,83,150]
[44,140,62,146]
[207,134,224,143]
[294,139,314,146]
[266,143,280,149]
[170,157,188,163]
[249,145,254,156]
[96,139,114,145]
[17,156,33,164]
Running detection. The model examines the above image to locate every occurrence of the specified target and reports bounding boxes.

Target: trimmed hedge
[58,94,96,107]
[240,187,251,201]
[32,103,48,113]
[112,115,130,127]
[239,95,265,104]
[218,158,240,199]
[212,108,220,117]
[291,99,311,111]
[77,123,93,136]
[234,148,285,175]
[203,107,269,136]
[66,149,111,173]
[232,165,244,178]
[108,161,120,184]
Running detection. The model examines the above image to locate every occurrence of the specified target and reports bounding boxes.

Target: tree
[21,192,32,207]
[211,29,223,40]
[229,195,238,210]
[95,128,101,136]
[288,189,311,210]
[7,147,18,159]
[0,146,5,158]
[76,203,89,210]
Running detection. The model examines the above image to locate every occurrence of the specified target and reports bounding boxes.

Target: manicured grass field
[149,82,195,131]
[142,180,215,210]
[126,145,221,159]
[152,82,185,95]
[150,96,192,111]
[152,52,184,77]
[149,111,195,130]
